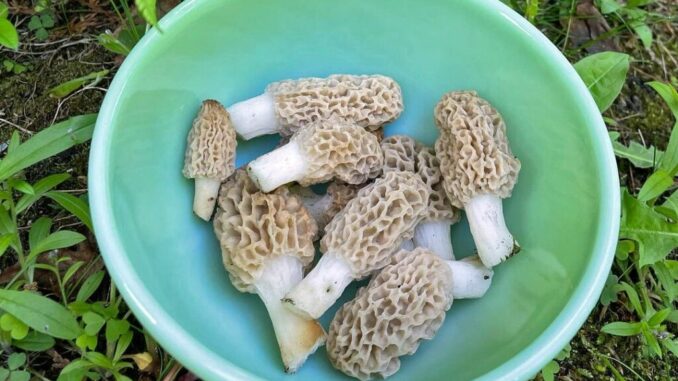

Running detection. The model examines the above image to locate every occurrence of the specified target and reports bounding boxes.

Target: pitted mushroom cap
[323,182,363,229]
[434,91,521,208]
[182,100,237,180]
[380,135,418,173]
[213,170,318,293]
[327,248,453,380]
[293,120,383,186]
[320,171,430,279]
[267,75,404,137]
[415,146,459,223]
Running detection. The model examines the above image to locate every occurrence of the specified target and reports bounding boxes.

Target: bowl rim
[88,0,620,380]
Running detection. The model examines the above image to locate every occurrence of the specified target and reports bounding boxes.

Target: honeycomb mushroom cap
[380,135,418,173]
[322,182,364,230]
[293,119,384,186]
[213,170,317,292]
[267,75,404,137]
[327,248,453,380]
[320,171,430,279]
[182,100,237,181]
[415,145,459,223]
[434,91,521,208]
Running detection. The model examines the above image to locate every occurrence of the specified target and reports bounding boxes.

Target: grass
[0,0,677,380]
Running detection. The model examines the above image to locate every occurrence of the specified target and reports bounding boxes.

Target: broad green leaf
[649,82,678,120]
[0,3,8,18]
[68,301,92,316]
[76,271,105,302]
[657,190,678,220]
[8,352,26,370]
[0,233,13,257]
[0,114,97,183]
[48,70,109,98]
[0,312,29,339]
[574,52,630,112]
[13,180,34,195]
[619,189,678,266]
[640,322,661,356]
[63,261,85,285]
[57,359,93,380]
[97,32,130,56]
[618,282,644,317]
[0,368,8,380]
[105,319,130,343]
[648,308,671,327]
[627,11,653,48]
[627,0,655,7]
[40,14,54,28]
[662,339,678,357]
[597,0,622,13]
[28,217,52,251]
[0,205,14,235]
[615,239,634,260]
[600,273,619,305]
[0,289,81,339]
[85,352,113,369]
[30,230,86,257]
[541,360,559,381]
[653,262,677,301]
[83,312,106,336]
[75,333,97,350]
[525,0,539,23]
[666,259,678,278]
[135,0,158,27]
[8,131,20,153]
[637,169,673,202]
[9,370,30,381]
[114,331,133,362]
[27,15,41,31]
[601,321,642,336]
[13,330,55,351]
[609,132,663,168]
[16,173,70,213]
[46,191,93,231]
[0,18,18,50]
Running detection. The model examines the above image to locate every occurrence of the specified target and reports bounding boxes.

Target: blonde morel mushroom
[434,91,521,267]
[413,145,460,260]
[247,120,383,192]
[289,182,365,234]
[326,248,493,380]
[227,75,403,140]
[282,171,430,319]
[182,100,237,221]
[213,170,325,372]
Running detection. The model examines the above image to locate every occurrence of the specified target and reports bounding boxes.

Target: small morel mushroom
[326,248,492,380]
[227,75,403,140]
[380,135,460,260]
[182,100,237,221]
[282,171,430,319]
[434,91,521,267]
[413,145,460,260]
[247,120,383,192]
[289,182,364,234]
[213,170,325,372]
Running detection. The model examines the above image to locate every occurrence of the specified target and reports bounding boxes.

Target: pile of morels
[182,75,521,380]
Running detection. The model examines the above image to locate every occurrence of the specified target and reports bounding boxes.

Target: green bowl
[89,0,620,379]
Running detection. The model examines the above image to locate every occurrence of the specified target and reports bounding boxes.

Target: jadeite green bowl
[89,0,620,379]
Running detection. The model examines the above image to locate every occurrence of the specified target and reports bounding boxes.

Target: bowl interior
[90,0,617,380]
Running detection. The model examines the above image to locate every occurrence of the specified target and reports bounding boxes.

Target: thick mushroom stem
[247,141,309,192]
[193,177,221,221]
[227,93,279,140]
[282,252,354,319]
[413,219,455,260]
[253,256,326,373]
[446,256,494,299]
[464,194,519,268]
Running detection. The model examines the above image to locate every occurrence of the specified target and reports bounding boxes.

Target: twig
[0,117,34,135]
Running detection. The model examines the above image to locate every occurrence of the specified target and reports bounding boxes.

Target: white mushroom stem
[253,255,326,373]
[282,252,354,320]
[227,93,280,140]
[399,239,415,251]
[464,194,519,268]
[412,219,455,260]
[445,256,494,299]
[247,141,309,192]
[193,177,221,221]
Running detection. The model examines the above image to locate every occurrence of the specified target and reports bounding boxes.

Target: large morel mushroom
[434,91,521,267]
[213,170,325,372]
[227,75,403,140]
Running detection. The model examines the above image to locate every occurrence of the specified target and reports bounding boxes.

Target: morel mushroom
[247,120,383,192]
[413,145,460,260]
[213,170,325,372]
[434,91,521,267]
[282,171,430,319]
[182,100,237,220]
[227,75,403,140]
[327,248,492,380]
[289,182,364,233]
